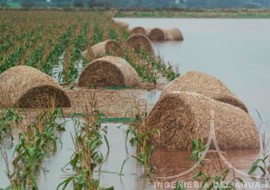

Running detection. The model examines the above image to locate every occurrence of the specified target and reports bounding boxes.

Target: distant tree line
[185,0,270,8]
[1,0,270,8]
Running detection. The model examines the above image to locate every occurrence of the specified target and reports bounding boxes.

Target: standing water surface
[1,18,270,189]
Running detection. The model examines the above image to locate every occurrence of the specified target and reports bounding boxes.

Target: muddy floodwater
[118,18,270,124]
[1,19,270,189]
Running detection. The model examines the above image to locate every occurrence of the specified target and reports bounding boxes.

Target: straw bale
[90,40,124,58]
[0,66,71,108]
[127,34,154,54]
[148,27,184,41]
[148,28,166,41]
[129,26,151,35]
[161,71,248,113]
[165,28,184,41]
[78,56,140,87]
[81,48,94,59]
[114,20,129,29]
[144,91,259,150]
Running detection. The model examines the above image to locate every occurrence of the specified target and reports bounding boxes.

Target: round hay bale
[130,27,151,36]
[144,91,259,150]
[165,28,184,41]
[127,34,154,54]
[148,28,184,41]
[78,56,140,87]
[91,40,124,58]
[0,66,71,108]
[114,20,129,29]
[148,28,166,41]
[161,71,248,113]
[81,48,94,59]
[82,48,94,58]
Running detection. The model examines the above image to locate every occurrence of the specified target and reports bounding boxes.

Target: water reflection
[0,118,267,190]
[116,18,270,123]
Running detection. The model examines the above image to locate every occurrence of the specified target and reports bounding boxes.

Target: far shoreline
[115,8,270,18]
[1,7,270,18]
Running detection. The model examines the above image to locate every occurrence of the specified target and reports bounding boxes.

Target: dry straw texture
[166,28,184,41]
[144,92,259,150]
[78,56,140,87]
[129,26,151,35]
[127,34,154,54]
[113,20,129,29]
[81,48,94,59]
[0,66,71,108]
[90,40,124,58]
[148,27,184,41]
[148,28,166,41]
[161,71,248,113]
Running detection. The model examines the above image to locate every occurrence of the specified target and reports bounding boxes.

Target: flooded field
[1,14,270,190]
[117,18,270,124]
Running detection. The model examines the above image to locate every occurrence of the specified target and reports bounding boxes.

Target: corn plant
[63,18,89,84]
[25,45,45,68]
[5,108,65,190]
[92,18,104,45]
[120,28,129,41]
[0,34,14,52]
[0,24,46,73]
[42,23,77,75]
[0,109,22,144]
[139,49,180,81]
[125,112,159,177]
[248,132,270,178]
[0,47,23,74]
[123,50,157,84]
[106,25,119,41]
[58,96,112,190]
[248,111,270,180]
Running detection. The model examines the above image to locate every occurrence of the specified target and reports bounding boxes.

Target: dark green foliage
[42,23,77,75]
[91,18,103,45]
[58,99,112,189]
[0,109,22,144]
[106,25,119,41]
[5,108,65,190]
[125,112,159,177]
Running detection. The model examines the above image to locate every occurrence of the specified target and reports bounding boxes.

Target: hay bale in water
[0,66,71,108]
[161,71,248,113]
[129,27,151,36]
[114,20,129,29]
[144,92,259,150]
[148,27,183,41]
[148,28,166,41]
[127,34,154,54]
[90,40,124,58]
[166,28,184,41]
[78,56,140,87]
